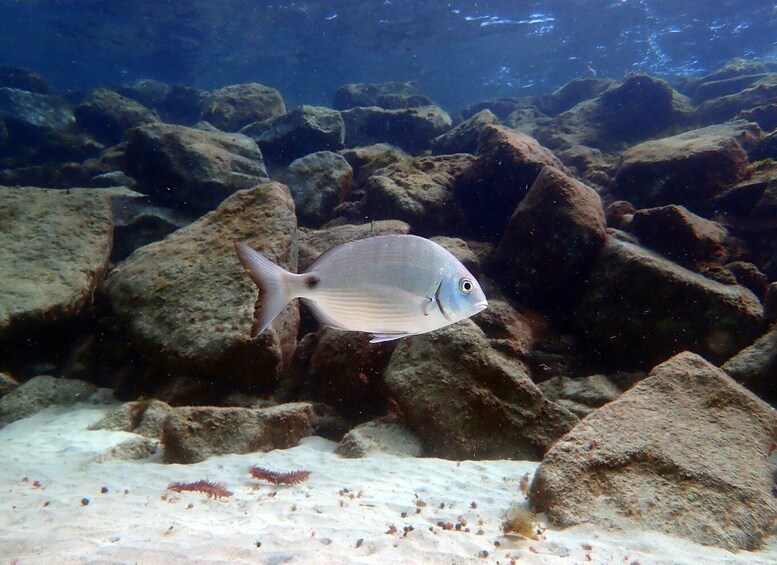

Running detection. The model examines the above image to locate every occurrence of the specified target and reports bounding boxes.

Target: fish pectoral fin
[369,332,415,344]
[422,296,433,316]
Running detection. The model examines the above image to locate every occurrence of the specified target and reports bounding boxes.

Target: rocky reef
[2,64,777,551]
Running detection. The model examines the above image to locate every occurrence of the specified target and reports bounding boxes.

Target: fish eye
[459,278,473,294]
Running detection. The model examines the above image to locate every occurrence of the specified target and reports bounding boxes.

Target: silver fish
[235,234,488,343]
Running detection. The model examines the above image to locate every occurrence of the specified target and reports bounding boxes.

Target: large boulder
[105,183,298,391]
[694,75,777,125]
[490,166,607,312]
[383,320,579,460]
[454,125,566,242]
[283,151,352,226]
[161,403,314,463]
[430,109,499,155]
[722,323,777,398]
[614,121,757,212]
[0,187,113,341]
[536,74,691,152]
[341,105,452,153]
[241,105,345,166]
[576,237,764,367]
[362,154,473,236]
[332,81,434,110]
[530,352,777,551]
[0,87,74,142]
[200,83,285,132]
[124,123,268,212]
[74,88,158,144]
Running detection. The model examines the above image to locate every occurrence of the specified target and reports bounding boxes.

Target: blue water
[0,0,775,109]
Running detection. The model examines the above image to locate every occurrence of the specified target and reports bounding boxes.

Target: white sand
[1,404,775,565]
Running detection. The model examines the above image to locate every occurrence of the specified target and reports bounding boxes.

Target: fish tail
[235,242,294,338]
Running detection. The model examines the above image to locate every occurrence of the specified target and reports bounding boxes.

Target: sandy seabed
[1,404,775,565]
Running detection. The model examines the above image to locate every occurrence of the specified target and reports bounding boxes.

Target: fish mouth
[474,300,488,311]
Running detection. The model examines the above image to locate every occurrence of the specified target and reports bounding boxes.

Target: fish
[235,234,488,343]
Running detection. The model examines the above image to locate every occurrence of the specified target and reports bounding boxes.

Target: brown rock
[431,109,499,155]
[341,105,452,153]
[531,351,777,551]
[105,183,298,391]
[722,323,777,398]
[200,83,285,132]
[455,125,566,241]
[576,237,764,367]
[491,166,607,312]
[363,154,473,235]
[161,403,314,463]
[283,151,352,227]
[74,88,158,144]
[0,187,113,341]
[614,122,757,212]
[124,122,268,212]
[335,422,423,458]
[383,320,578,460]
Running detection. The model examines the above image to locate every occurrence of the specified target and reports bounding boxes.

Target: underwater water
[1,1,777,564]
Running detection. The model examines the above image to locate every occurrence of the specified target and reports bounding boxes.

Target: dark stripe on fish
[435,280,452,321]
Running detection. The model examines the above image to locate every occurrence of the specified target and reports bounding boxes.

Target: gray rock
[241,105,345,165]
[341,105,452,153]
[538,374,622,417]
[531,351,777,551]
[161,402,314,463]
[362,154,472,235]
[614,121,757,212]
[90,170,137,188]
[333,81,434,110]
[765,282,777,323]
[0,187,113,341]
[0,372,19,397]
[340,143,407,184]
[694,75,777,125]
[92,437,159,462]
[88,399,173,439]
[117,78,171,108]
[105,183,298,391]
[0,375,106,428]
[284,151,353,226]
[0,65,53,94]
[200,82,286,132]
[335,422,423,458]
[722,323,777,398]
[384,320,578,460]
[0,87,74,140]
[576,237,764,366]
[124,122,268,212]
[74,88,158,144]
[431,109,499,155]
[491,166,607,312]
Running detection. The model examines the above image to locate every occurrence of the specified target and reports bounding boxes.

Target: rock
[490,166,607,312]
[536,74,692,152]
[722,324,777,398]
[460,98,526,121]
[105,183,298,390]
[297,220,410,271]
[341,105,452,153]
[614,121,757,212]
[383,320,579,460]
[454,125,566,242]
[362,154,472,235]
[308,328,395,419]
[431,109,499,155]
[161,402,314,463]
[536,78,615,117]
[88,399,173,439]
[726,261,769,299]
[530,351,777,551]
[0,188,113,342]
[90,170,136,189]
[124,122,268,212]
[159,85,206,125]
[469,299,535,359]
[0,372,19,398]
[678,60,769,102]
[92,437,158,462]
[604,200,636,230]
[340,143,406,185]
[576,237,764,367]
[200,83,285,132]
[538,374,622,417]
[694,75,777,125]
[32,130,104,164]
[241,105,345,166]
[74,88,158,145]
[739,104,777,137]
[765,283,777,323]
[0,87,74,142]
[283,151,352,226]
[0,65,53,94]
[332,81,433,110]
[625,204,730,269]
[0,376,106,428]
[335,422,423,458]
[116,78,171,108]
